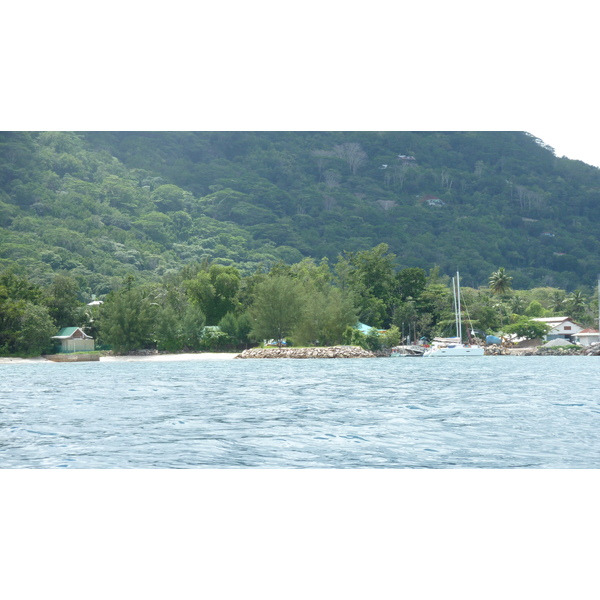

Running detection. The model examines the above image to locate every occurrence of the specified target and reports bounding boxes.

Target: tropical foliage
[3,131,600,355]
[3,131,600,296]
[2,251,598,356]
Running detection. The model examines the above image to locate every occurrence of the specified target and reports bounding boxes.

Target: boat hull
[423,345,484,357]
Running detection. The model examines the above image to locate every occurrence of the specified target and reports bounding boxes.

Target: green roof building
[52,327,94,353]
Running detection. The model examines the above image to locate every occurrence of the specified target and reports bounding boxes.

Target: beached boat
[390,345,424,357]
[423,272,484,358]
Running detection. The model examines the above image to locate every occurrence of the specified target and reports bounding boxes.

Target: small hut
[52,327,95,353]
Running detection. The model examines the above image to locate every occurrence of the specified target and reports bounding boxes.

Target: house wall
[60,338,95,353]
[546,321,582,341]
[574,334,599,347]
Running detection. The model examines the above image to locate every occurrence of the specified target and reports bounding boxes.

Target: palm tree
[550,291,566,314]
[567,290,586,319]
[510,294,526,315]
[489,267,513,296]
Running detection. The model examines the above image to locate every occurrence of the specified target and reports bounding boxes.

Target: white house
[573,328,600,347]
[532,317,582,342]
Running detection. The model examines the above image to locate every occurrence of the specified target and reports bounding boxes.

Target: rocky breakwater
[581,343,600,356]
[485,344,587,356]
[236,346,376,359]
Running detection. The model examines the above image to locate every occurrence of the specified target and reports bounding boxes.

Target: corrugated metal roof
[52,327,92,339]
[532,317,571,323]
[55,327,80,337]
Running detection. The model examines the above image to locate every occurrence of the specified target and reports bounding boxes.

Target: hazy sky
[3,4,598,177]
[531,130,600,169]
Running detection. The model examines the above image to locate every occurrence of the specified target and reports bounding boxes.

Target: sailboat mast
[452,276,458,339]
[456,271,462,341]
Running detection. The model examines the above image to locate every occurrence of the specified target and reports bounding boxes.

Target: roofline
[52,326,93,339]
[532,317,571,322]
[532,317,582,326]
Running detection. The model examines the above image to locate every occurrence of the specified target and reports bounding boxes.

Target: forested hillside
[2,131,600,298]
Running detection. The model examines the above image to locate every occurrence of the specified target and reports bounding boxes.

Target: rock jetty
[484,344,594,356]
[581,344,600,356]
[236,346,376,359]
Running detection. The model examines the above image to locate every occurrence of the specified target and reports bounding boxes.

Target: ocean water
[1,355,600,468]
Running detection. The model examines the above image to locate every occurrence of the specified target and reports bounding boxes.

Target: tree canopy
[4,131,600,355]
[3,131,600,295]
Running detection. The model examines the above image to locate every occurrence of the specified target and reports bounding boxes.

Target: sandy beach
[0,356,50,364]
[0,353,240,364]
[100,353,239,362]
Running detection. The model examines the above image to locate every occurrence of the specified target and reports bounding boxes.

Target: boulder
[236,346,376,359]
[484,343,585,356]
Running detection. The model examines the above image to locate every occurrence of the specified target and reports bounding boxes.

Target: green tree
[185,264,241,325]
[290,257,332,290]
[415,282,452,336]
[292,284,356,346]
[363,328,382,351]
[380,325,401,348]
[99,285,156,354]
[395,267,427,302]
[549,290,566,314]
[342,326,367,348]
[180,303,207,350]
[489,267,513,296]
[0,269,43,304]
[249,275,303,345]
[472,305,500,333]
[154,304,184,352]
[218,311,252,348]
[566,290,587,319]
[152,184,190,212]
[338,243,397,327]
[199,327,229,351]
[0,270,47,355]
[524,300,547,317]
[509,294,526,315]
[44,274,83,329]
[503,317,551,340]
[392,300,419,341]
[14,302,56,356]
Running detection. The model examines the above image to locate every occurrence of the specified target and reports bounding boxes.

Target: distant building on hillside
[398,155,417,165]
[418,194,446,207]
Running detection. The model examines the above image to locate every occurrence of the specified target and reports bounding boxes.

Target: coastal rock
[236,346,376,359]
[484,344,587,356]
[582,343,600,356]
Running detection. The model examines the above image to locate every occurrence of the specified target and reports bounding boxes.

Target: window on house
[564,326,571,330]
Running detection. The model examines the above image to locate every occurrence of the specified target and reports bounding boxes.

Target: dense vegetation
[1,245,598,356]
[3,131,600,297]
[2,131,600,355]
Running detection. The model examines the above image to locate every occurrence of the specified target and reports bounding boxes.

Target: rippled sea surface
[2,356,600,468]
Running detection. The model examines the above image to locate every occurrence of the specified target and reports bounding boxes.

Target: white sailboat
[423,272,484,357]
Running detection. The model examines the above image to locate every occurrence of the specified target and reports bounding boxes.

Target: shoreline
[0,353,240,364]
[2,344,598,364]
[100,352,240,362]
